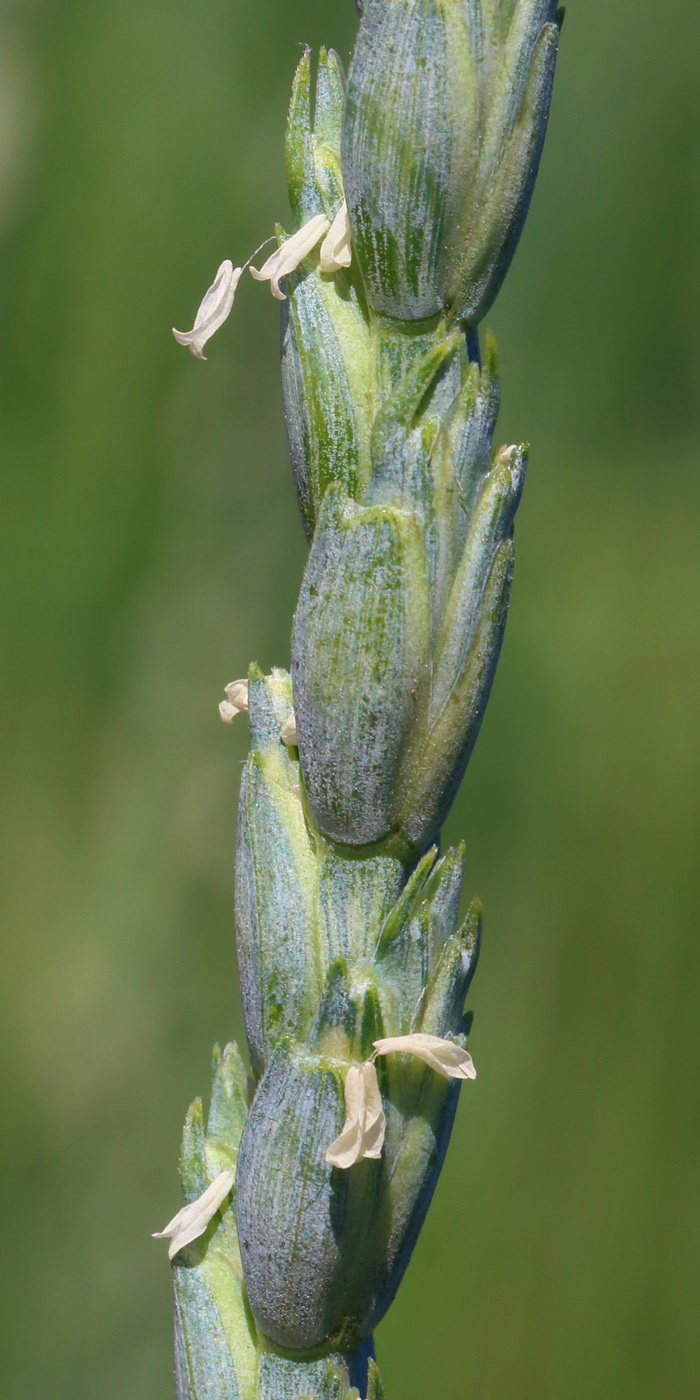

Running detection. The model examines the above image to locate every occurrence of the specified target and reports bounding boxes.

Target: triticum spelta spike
[158,4,562,1397]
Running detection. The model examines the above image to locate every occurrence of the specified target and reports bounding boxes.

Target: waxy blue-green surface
[4,2,699,1400]
[173,1045,256,1400]
[282,48,375,540]
[235,668,319,1075]
[342,0,561,324]
[291,307,524,852]
[185,0,542,1383]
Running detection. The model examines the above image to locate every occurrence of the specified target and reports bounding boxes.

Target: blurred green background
[1,1,699,1397]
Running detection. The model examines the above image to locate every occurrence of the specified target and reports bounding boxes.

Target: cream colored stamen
[250,213,330,300]
[319,201,352,273]
[173,261,242,359]
[373,1033,476,1080]
[326,1061,386,1169]
[219,680,249,723]
[152,1170,235,1259]
[280,711,298,747]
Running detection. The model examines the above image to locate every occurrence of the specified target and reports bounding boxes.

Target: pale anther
[250,213,330,301]
[373,1033,476,1081]
[319,201,352,274]
[152,1169,235,1259]
[173,261,242,359]
[495,444,519,466]
[225,680,249,711]
[326,1061,386,1169]
[219,680,249,723]
[280,712,297,747]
